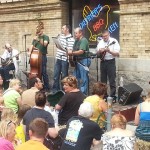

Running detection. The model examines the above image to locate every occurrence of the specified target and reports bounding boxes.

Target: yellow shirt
[84,95,106,127]
[15,124,25,144]
[16,140,48,150]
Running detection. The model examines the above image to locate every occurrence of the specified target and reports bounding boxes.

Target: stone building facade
[0,0,150,94]
[118,0,150,94]
[0,0,69,86]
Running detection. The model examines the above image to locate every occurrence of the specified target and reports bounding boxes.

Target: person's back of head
[78,102,93,118]
[1,108,17,122]
[17,104,31,124]
[111,114,127,129]
[92,82,107,97]
[35,91,46,107]
[29,118,48,139]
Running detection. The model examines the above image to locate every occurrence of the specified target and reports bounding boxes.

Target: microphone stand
[96,55,99,81]
[24,35,28,72]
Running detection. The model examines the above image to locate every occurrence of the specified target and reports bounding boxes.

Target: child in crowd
[15,104,31,144]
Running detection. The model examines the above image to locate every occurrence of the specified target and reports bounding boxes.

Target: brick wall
[118,0,150,94]
[0,0,68,56]
[118,0,150,58]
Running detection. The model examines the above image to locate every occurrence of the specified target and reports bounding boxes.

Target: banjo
[1,51,25,67]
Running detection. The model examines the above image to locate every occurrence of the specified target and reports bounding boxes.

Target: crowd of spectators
[0,75,149,150]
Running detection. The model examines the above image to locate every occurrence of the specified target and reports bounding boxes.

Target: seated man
[61,102,103,150]
[22,77,43,107]
[0,43,20,89]
[16,118,48,150]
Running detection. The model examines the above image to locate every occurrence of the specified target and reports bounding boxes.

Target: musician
[0,43,20,89]
[67,27,91,95]
[97,30,120,102]
[52,24,74,93]
[28,21,50,92]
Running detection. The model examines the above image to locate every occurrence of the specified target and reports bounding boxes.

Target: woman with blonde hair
[0,120,16,150]
[3,79,22,113]
[1,107,17,122]
[134,91,150,149]
[102,114,136,150]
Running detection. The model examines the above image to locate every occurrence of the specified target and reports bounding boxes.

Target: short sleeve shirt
[32,34,49,54]
[58,91,85,125]
[73,37,89,57]
[23,108,55,141]
[61,116,103,150]
[3,89,21,113]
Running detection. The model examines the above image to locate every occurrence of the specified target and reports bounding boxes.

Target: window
[72,0,120,47]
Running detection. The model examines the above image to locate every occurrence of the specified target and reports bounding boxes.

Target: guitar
[68,55,77,67]
[98,41,116,61]
[68,51,96,67]
[1,51,25,67]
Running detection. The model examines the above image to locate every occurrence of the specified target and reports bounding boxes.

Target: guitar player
[0,43,20,89]
[67,27,91,95]
[97,30,120,103]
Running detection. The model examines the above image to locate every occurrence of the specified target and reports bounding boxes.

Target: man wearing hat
[0,43,20,89]
[28,21,50,92]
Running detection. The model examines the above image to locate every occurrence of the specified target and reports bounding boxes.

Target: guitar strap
[77,61,89,71]
[105,40,110,48]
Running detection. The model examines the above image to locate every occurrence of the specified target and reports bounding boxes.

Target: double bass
[29,47,42,79]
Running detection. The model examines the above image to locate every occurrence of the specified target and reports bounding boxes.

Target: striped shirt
[56,34,74,61]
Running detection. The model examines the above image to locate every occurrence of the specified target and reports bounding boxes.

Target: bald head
[74,27,82,33]
[74,27,83,39]
[5,43,11,49]
[5,43,12,52]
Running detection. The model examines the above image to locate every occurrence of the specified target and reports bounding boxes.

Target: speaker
[118,83,143,105]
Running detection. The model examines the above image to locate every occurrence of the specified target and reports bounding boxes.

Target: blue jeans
[42,55,50,91]
[52,59,69,92]
[0,63,15,81]
[73,58,91,95]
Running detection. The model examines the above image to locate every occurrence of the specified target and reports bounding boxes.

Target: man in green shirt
[68,27,91,95]
[29,21,50,91]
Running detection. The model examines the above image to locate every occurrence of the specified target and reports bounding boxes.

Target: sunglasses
[7,120,13,128]
[67,77,74,82]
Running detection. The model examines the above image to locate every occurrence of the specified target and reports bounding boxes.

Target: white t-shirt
[1,48,21,75]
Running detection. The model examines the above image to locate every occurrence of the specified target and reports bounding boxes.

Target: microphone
[23,33,31,36]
